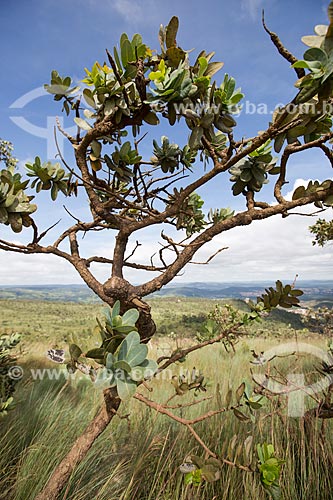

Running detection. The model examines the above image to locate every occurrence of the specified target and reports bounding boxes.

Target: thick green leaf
[74,117,92,131]
[204,61,224,77]
[118,331,140,360]
[130,359,158,381]
[111,301,121,318]
[106,352,116,369]
[189,126,203,149]
[114,360,132,373]
[166,16,179,49]
[83,88,96,108]
[69,343,82,361]
[125,343,148,366]
[121,38,134,68]
[116,376,137,400]
[122,308,139,326]
[304,47,328,64]
[85,348,105,359]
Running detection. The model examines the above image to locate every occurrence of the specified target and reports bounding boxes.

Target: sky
[1,0,333,286]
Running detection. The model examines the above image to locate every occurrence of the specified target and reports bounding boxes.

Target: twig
[134,393,252,471]
[190,246,228,265]
[124,241,142,262]
[106,49,130,107]
[157,324,243,373]
[262,11,305,79]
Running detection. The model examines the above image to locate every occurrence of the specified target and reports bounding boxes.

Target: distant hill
[0,281,333,303]
[0,285,101,303]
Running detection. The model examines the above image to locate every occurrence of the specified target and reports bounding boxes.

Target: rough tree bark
[35,388,121,500]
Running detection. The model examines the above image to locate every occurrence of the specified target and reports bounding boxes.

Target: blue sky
[1,0,333,285]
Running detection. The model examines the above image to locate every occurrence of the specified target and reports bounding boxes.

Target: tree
[1,3,333,498]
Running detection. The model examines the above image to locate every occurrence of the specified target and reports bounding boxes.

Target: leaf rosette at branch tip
[104,141,141,183]
[292,179,333,208]
[25,157,72,201]
[273,102,333,153]
[309,218,333,246]
[249,280,304,311]
[257,443,285,500]
[151,136,197,173]
[179,455,222,485]
[291,4,333,105]
[0,172,36,233]
[61,302,157,401]
[169,190,206,236]
[44,71,80,115]
[229,140,279,196]
[171,368,207,396]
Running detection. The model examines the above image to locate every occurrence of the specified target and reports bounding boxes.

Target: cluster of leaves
[168,189,234,237]
[229,141,279,196]
[273,104,332,153]
[81,61,132,126]
[171,191,206,236]
[0,165,36,233]
[292,179,333,209]
[54,31,151,131]
[0,139,18,170]
[207,207,234,224]
[257,443,285,500]
[66,301,157,400]
[251,280,304,311]
[44,71,80,115]
[104,331,157,400]
[229,381,264,423]
[0,333,21,417]
[293,45,333,104]
[179,455,221,486]
[104,141,141,184]
[148,59,198,106]
[309,218,333,246]
[114,32,151,79]
[196,304,245,351]
[151,136,197,173]
[183,74,244,149]
[171,368,207,396]
[292,2,333,103]
[269,13,333,155]
[0,140,78,233]
[45,15,243,179]
[25,157,71,201]
[83,33,150,116]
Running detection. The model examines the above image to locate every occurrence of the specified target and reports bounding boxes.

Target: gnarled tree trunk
[35,386,120,500]
[35,298,156,500]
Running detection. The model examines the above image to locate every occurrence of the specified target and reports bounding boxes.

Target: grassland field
[0,297,332,500]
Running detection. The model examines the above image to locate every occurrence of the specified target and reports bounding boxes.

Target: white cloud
[112,0,145,23]
[241,0,265,21]
[108,0,159,25]
[1,210,331,285]
[191,212,333,282]
[0,252,80,285]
